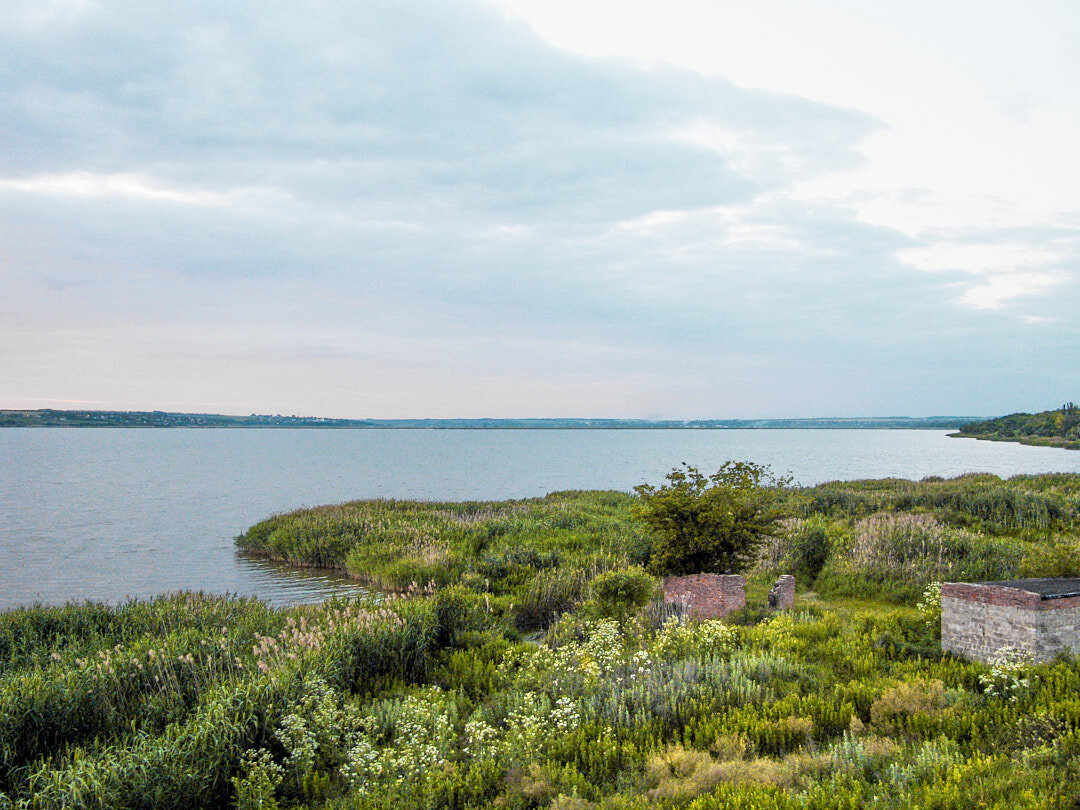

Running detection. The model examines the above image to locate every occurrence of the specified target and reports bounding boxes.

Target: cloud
[0,0,875,280]
[898,242,1066,276]
[957,272,1069,311]
[0,171,284,208]
[896,238,1079,309]
[0,0,1077,417]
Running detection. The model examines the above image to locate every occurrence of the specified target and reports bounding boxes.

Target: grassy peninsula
[953,402,1080,450]
[5,473,1080,807]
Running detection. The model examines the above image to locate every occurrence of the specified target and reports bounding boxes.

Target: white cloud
[0,0,1077,417]
[958,272,1068,310]
[897,243,1065,276]
[0,171,290,210]
[896,240,1076,310]
[492,0,1080,322]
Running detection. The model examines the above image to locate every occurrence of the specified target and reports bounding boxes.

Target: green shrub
[644,744,722,800]
[869,678,947,734]
[586,567,658,623]
[1021,536,1080,577]
[633,462,790,576]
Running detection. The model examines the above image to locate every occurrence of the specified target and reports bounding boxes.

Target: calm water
[3,428,1080,610]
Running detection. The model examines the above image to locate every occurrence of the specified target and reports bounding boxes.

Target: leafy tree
[633,461,789,576]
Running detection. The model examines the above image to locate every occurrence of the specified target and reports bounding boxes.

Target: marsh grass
[755,473,1080,602]
[238,491,649,620]
[6,473,1080,807]
[0,591,442,808]
[5,585,1080,808]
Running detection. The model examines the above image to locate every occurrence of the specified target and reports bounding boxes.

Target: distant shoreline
[950,405,1080,451]
[950,432,1080,451]
[0,409,981,431]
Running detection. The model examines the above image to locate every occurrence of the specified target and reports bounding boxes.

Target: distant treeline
[954,402,1080,450]
[0,409,978,430]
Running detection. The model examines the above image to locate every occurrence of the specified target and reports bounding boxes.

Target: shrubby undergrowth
[758,472,1080,601]
[5,472,1080,807]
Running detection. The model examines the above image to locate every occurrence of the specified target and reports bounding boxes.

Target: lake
[3,428,1080,610]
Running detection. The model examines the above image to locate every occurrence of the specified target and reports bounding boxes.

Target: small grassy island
[5,472,1080,807]
[952,402,1080,450]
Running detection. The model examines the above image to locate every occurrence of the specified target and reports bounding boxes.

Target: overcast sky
[2,0,1077,418]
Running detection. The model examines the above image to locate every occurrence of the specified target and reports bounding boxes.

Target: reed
[6,473,1080,807]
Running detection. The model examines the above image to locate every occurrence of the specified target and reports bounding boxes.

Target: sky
[2,0,1078,419]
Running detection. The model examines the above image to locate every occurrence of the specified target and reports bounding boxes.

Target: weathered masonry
[662,574,746,619]
[662,574,796,619]
[768,575,795,610]
[941,578,1080,663]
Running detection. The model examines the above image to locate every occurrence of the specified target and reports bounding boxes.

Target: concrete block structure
[662,574,746,619]
[941,578,1080,663]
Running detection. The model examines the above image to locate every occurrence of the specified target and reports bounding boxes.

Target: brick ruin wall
[941,582,1080,663]
[768,574,796,610]
[662,574,746,619]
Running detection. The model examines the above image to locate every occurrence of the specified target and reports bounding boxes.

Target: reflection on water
[2,428,1080,611]
[235,554,372,607]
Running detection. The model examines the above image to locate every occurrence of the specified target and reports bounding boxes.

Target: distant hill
[952,402,1080,450]
[0,409,979,430]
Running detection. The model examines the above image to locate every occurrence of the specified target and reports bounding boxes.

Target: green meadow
[4,472,1080,808]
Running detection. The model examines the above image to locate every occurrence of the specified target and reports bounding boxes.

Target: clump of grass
[759,473,1080,603]
[237,491,649,601]
[513,568,593,632]
[809,512,1025,601]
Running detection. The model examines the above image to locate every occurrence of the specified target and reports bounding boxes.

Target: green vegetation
[238,472,1080,606]
[5,471,1080,807]
[236,491,647,632]
[954,402,1080,450]
[633,463,789,576]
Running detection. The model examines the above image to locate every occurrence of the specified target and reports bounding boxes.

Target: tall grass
[809,513,1026,602]
[6,472,1080,807]
[238,491,650,618]
[803,473,1080,535]
[0,592,439,807]
[760,473,1080,601]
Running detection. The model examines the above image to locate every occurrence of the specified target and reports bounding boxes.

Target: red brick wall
[662,574,746,619]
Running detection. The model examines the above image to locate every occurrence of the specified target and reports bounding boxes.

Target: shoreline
[949,432,1080,451]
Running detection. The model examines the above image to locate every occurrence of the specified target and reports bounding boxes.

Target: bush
[586,567,658,623]
[869,678,947,734]
[633,462,789,576]
[1021,536,1080,577]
